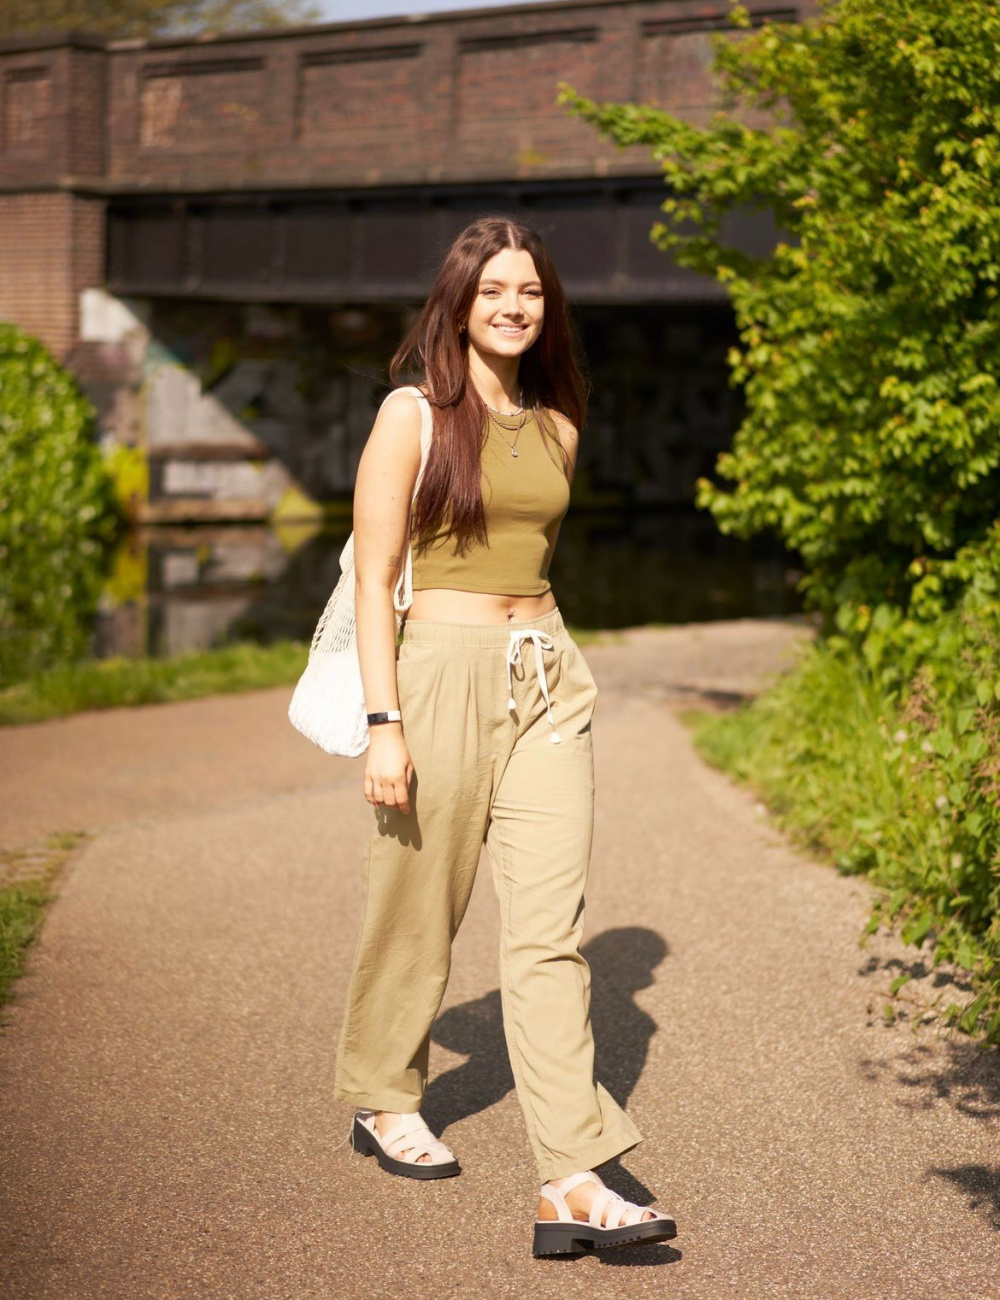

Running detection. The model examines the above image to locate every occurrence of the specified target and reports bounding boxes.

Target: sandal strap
[550,1170,601,1198]
[372,1113,456,1166]
[606,1192,663,1229]
[538,1184,571,1222]
[387,1136,454,1164]
[379,1110,425,1138]
[588,1188,618,1229]
[379,1113,430,1150]
[541,1171,662,1230]
[539,1171,602,1224]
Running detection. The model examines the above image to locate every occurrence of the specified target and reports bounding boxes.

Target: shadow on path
[857,947,1000,1130]
[927,1164,1000,1231]
[859,1034,1000,1123]
[422,925,667,1146]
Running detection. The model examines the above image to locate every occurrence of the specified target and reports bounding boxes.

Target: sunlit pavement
[0,618,996,1300]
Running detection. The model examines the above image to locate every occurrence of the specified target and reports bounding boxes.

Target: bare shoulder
[354,387,425,504]
[376,386,425,433]
[365,388,423,458]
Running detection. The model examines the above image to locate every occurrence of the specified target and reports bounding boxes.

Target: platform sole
[532,1214,678,1257]
[351,1117,461,1181]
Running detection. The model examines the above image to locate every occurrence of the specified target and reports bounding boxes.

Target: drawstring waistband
[506,628,562,744]
[400,608,567,744]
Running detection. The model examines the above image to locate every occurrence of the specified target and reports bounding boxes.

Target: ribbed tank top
[411,409,571,596]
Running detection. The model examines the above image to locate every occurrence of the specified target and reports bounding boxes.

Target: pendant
[511,447,518,457]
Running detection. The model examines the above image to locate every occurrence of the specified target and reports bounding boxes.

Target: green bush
[0,325,120,687]
[565,0,1000,620]
[568,0,1000,1040]
[695,560,1000,1040]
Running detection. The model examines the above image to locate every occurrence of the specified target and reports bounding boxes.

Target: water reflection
[0,518,116,689]
[92,512,799,661]
[550,511,797,628]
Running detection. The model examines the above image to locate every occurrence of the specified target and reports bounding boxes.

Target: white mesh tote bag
[287,386,433,757]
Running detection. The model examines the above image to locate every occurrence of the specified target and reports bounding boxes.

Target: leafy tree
[0,326,119,687]
[567,0,1000,1043]
[0,0,320,41]
[564,0,1000,625]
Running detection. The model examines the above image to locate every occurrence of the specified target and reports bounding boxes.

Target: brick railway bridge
[0,0,810,648]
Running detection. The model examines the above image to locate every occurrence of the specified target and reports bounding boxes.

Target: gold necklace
[487,406,529,456]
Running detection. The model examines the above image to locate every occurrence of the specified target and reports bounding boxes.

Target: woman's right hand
[364,727,414,814]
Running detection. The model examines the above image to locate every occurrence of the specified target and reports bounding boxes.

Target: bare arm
[353,390,423,812]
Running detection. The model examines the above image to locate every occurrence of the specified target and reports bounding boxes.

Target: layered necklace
[485,391,529,457]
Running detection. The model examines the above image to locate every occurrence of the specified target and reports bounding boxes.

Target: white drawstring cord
[506,628,562,744]
[335,1118,357,1155]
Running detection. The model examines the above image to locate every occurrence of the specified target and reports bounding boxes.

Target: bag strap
[337,388,433,580]
[377,386,434,617]
[380,385,434,491]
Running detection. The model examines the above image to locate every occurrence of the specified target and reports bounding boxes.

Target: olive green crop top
[411,410,571,596]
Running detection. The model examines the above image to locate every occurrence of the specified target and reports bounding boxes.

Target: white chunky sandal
[351,1110,461,1181]
[533,1170,677,1256]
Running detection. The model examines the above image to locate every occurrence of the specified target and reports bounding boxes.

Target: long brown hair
[389,216,588,555]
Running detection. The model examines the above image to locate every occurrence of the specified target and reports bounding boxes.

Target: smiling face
[464,246,545,361]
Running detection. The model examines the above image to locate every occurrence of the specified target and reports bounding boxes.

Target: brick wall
[0,38,108,186]
[98,0,804,191]
[0,0,812,355]
[0,38,107,356]
[0,191,104,356]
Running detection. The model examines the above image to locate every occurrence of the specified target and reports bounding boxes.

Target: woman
[335,216,675,1257]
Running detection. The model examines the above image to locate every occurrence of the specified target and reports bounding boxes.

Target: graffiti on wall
[112,298,741,519]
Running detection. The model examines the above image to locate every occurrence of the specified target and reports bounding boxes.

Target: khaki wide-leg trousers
[333,607,642,1182]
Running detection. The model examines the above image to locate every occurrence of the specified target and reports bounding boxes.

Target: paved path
[0,619,997,1300]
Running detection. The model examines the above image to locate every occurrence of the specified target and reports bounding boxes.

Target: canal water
[92,511,801,663]
[3,302,803,684]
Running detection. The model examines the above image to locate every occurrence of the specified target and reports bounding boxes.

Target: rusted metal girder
[107,178,778,305]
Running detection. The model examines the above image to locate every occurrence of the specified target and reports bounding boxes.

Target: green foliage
[693,571,1000,1042]
[0,834,82,1012]
[0,325,120,688]
[0,640,308,726]
[0,0,320,40]
[568,1,1000,1040]
[0,875,55,1010]
[105,443,149,521]
[564,0,1000,619]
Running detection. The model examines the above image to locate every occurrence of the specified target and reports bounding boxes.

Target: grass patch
[688,647,896,855]
[687,638,1000,1044]
[565,625,625,647]
[0,624,620,727]
[0,878,54,1006]
[0,833,83,1012]
[0,640,309,726]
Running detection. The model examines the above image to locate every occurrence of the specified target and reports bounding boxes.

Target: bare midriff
[406,587,558,625]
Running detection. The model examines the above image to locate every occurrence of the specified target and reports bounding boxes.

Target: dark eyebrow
[479,279,543,289]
